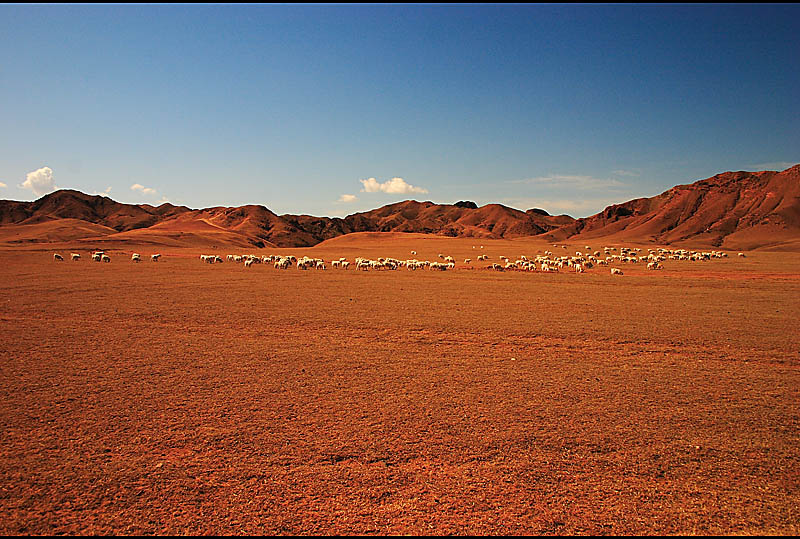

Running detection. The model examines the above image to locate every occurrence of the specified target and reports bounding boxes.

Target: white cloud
[499,196,627,218]
[359,177,428,195]
[748,161,798,172]
[20,166,57,196]
[338,194,357,203]
[89,186,112,196]
[511,174,625,189]
[612,169,641,177]
[130,183,157,196]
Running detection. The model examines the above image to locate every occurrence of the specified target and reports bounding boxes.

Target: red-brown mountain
[0,191,573,247]
[545,165,800,250]
[1,165,798,249]
[0,189,192,230]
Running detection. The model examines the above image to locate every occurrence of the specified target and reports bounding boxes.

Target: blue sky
[1,4,798,217]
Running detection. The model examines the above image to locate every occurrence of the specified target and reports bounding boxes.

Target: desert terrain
[1,233,798,535]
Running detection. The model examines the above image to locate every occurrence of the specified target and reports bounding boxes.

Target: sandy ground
[1,236,799,535]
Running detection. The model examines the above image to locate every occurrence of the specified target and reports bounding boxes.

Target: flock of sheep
[53,245,742,277]
[190,245,738,276]
[53,251,160,263]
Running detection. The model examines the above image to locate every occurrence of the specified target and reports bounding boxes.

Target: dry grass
[1,236,798,535]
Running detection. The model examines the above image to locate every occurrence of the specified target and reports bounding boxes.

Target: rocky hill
[545,165,800,249]
[1,165,798,249]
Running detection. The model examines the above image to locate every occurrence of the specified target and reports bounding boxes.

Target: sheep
[610,268,623,275]
[131,253,141,262]
[92,251,104,262]
[151,254,161,262]
[53,253,64,261]
[101,254,111,263]
[71,253,81,261]
[244,258,254,268]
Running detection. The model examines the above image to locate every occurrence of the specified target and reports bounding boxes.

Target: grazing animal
[71,253,81,261]
[53,253,64,261]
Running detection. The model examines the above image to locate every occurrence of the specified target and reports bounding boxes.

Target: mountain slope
[1,165,798,249]
[545,165,800,249]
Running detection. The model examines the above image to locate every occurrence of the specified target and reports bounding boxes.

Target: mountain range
[1,165,798,250]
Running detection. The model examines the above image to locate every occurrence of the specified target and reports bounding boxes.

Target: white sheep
[71,253,81,261]
[151,254,161,262]
[53,253,64,261]
[611,268,623,275]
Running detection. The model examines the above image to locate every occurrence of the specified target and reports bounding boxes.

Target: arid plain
[1,234,798,535]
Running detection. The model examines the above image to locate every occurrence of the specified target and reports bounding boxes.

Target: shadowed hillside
[0,195,574,248]
[1,165,798,249]
[543,165,800,250]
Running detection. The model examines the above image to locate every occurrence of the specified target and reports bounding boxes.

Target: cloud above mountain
[20,166,57,196]
[359,177,428,195]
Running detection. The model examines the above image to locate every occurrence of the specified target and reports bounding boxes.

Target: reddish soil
[1,235,798,535]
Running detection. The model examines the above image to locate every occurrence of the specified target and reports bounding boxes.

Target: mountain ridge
[1,165,798,249]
